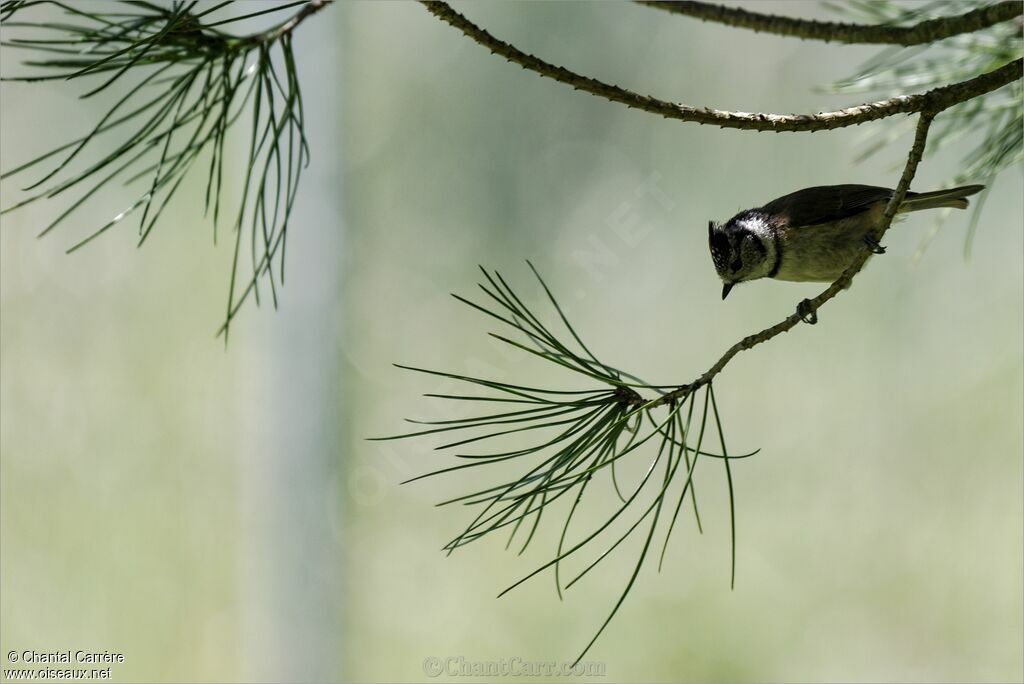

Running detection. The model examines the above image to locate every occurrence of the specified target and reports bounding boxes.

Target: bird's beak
[721,282,734,300]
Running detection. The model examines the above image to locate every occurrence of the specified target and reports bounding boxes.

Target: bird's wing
[760,184,894,227]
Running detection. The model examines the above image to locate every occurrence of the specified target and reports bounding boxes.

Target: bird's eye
[730,258,742,273]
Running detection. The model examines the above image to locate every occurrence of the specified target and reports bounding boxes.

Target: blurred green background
[1,1,1021,682]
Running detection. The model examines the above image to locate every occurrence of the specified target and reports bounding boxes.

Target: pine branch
[0,0,334,337]
[377,264,757,665]
[420,1,1021,133]
[636,0,1022,45]
[821,0,1022,256]
[385,109,936,660]
[651,110,937,409]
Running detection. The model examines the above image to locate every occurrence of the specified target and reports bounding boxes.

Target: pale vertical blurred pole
[236,5,344,682]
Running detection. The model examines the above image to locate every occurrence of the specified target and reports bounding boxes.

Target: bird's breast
[773,215,878,283]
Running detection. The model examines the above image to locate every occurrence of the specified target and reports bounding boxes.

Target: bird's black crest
[708,224,730,273]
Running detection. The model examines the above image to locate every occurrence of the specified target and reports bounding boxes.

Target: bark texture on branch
[637,1,1022,46]
[421,2,1022,132]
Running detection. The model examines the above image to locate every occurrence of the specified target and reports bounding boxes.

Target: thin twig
[651,110,938,408]
[421,2,1021,132]
[636,1,1022,46]
[237,0,332,47]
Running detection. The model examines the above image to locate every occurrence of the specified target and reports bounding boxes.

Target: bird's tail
[899,184,985,212]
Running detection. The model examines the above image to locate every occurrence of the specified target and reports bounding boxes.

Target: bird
[709,183,985,300]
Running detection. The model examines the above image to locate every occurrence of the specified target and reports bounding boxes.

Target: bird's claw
[798,299,818,325]
[863,235,886,254]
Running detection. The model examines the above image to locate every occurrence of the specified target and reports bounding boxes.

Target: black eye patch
[749,236,767,260]
[730,257,742,273]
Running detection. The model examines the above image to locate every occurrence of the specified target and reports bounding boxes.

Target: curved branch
[421,2,1022,132]
[636,1,1022,46]
[652,111,937,408]
[239,0,333,46]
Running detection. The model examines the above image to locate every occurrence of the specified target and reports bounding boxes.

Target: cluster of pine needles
[374,264,758,663]
[1,0,314,336]
[824,0,1023,255]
